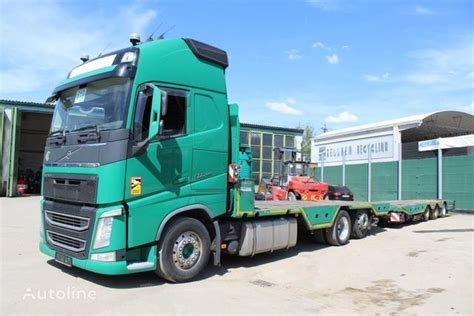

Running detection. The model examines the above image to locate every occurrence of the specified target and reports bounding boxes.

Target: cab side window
[161,93,186,137]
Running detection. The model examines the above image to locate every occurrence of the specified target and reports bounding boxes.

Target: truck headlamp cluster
[121,52,136,63]
[93,208,123,249]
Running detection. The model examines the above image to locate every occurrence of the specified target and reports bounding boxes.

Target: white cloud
[286,97,296,105]
[405,41,474,86]
[0,0,158,98]
[325,111,358,123]
[326,54,339,64]
[365,72,391,82]
[341,45,350,50]
[306,0,339,11]
[313,41,329,50]
[414,5,436,15]
[266,101,303,115]
[286,49,302,60]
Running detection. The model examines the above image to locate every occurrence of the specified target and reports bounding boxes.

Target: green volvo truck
[39,35,454,282]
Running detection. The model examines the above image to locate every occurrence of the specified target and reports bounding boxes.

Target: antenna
[98,42,111,57]
[157,25,176,40]
[146,22,163,42]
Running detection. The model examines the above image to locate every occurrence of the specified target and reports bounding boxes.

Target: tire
[422,207,430,221]
[429,206,439,220]
[156,217,211,283]
[288,192,297,201]
[313,229,327,244]
[351,210,371,239]
[439,203,447,218]
[325,210,351,246]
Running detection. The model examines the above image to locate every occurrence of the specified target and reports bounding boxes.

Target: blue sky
[1,0,473,132]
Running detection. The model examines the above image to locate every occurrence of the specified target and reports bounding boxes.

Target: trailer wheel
[288,192,297,201]
[422,207,430,221]
[156,217,211,283]
[439,203,447,217]
[351,210,371,239]
[325,210,351,246]
[429,206,439,220]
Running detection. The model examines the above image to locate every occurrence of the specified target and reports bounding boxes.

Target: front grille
[45,210,90,231]
[47,230,86,252]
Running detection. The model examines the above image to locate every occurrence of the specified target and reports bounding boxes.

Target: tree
[300,124,314,161]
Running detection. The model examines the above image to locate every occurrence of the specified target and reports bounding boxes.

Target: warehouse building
[1,100,54,197]
[0,100,304,196]
[311,110,474,210]
[240,123,304,182]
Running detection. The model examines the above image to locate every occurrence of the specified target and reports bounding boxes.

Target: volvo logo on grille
[65,150,73,159]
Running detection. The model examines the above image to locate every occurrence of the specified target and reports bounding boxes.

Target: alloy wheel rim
[337,216,350,241]
[357,213,369,230]
[172,231,202,270]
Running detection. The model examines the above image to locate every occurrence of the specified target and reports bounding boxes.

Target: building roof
[315,110,474,142]
[241,123,304,135]
[0,99,53,108]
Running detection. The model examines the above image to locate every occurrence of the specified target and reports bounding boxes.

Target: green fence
[315,153,473,210]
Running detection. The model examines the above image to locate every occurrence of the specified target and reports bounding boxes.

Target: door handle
[173,176,189,185]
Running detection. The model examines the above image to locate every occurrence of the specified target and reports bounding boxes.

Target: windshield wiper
[67,124,101,133]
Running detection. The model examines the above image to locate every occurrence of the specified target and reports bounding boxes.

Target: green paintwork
[442,154,474,210]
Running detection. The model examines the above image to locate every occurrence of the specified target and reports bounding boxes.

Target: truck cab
[40,37,233,281]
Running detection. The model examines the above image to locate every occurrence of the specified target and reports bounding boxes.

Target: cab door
[125,85,193,247]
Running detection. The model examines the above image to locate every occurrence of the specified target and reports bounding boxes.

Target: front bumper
[40,241,157,275]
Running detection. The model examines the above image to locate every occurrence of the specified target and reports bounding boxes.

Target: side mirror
[148,86,162,139]
[161,90,168,117]
[132,84,163,157]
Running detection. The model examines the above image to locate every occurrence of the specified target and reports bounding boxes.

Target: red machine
[269,148,329,201]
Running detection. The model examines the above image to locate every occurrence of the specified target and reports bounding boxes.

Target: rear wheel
[325,210,351,246]
[429,206,439,220]
[439,204,447,217]
[422,207,430,221]
[351,210,371,239]
[156,217,211,283]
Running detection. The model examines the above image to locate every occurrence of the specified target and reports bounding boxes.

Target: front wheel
[156,217,211,283]
[351,210,371,239]
[325,210,351,246]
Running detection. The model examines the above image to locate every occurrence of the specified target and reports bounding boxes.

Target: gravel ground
[1,196,473,315]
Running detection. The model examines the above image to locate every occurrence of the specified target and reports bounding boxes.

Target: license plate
[55,252,72,267]
[342,194,350,198]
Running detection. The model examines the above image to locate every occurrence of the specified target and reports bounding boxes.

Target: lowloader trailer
[39,35,454,282]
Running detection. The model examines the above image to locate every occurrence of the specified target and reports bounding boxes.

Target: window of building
[262,133,272,146]
[240,131,249,146]
[251,132,261,146]
[285,135,295,148]
[274,134,284,147]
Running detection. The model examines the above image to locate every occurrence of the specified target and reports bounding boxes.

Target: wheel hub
[337,217,350,241]
[357,213,369,230]
[172,231,201,270]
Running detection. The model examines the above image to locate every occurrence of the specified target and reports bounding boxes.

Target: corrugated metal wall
[316,151,473,209]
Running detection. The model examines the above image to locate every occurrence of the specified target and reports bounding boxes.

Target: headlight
[93,207,123,249]
[93,217,113,249]
[91,252,116,262]
[121,52,136,63]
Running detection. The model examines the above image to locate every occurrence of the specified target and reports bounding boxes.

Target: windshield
[288,163,309,176]
[50,78,131,134]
